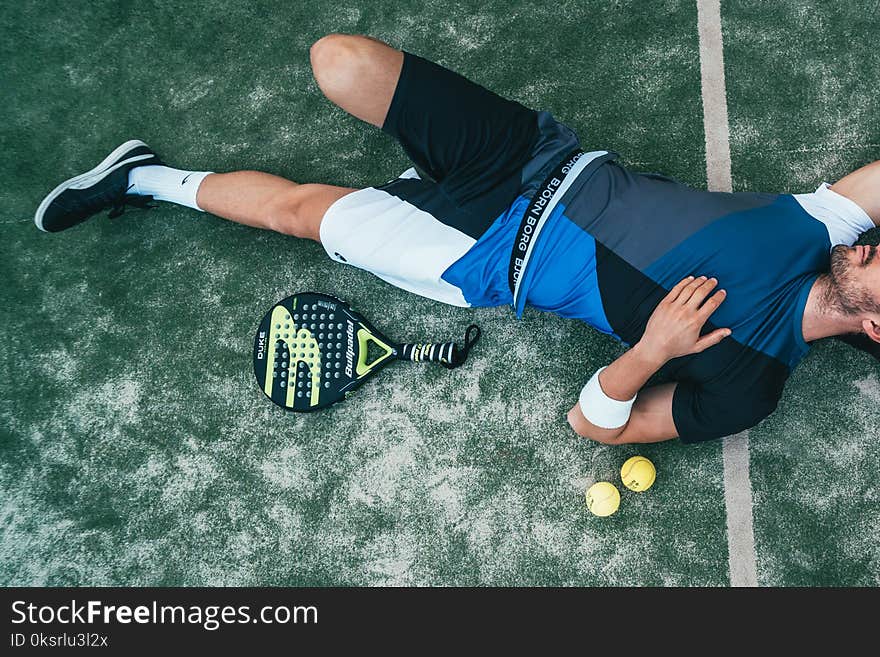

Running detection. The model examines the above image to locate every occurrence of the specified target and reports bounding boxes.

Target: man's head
[824,243,880,344]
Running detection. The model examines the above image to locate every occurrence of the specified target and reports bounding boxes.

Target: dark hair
[854,226,880,247]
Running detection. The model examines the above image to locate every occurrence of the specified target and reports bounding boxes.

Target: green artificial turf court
[1,0,877,586]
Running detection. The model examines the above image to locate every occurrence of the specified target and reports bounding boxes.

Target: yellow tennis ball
[586,482,620,517]
[620,456,656,492]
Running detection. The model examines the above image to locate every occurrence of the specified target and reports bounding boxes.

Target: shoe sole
[34,139,155,232]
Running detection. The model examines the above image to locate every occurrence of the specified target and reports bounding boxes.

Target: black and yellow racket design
[253,292,481,412]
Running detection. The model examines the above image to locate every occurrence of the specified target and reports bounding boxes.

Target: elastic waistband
[507,148,614,313]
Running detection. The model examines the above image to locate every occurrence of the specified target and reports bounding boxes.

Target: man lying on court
[35,35,880,445]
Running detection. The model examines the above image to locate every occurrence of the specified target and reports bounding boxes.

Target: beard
[822,244,880,316]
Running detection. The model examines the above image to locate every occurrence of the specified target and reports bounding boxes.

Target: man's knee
[263,187,313,239]
[310,34,364,100]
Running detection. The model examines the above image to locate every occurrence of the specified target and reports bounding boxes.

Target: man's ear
[862,317,880,344]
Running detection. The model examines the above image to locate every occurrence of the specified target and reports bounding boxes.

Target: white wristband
[578,366,637,429]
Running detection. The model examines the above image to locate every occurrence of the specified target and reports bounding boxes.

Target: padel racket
[253,292,481,412]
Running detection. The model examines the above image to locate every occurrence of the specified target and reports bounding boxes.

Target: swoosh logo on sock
[181,173,193,185]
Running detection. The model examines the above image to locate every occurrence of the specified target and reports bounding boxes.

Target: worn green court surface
[1,1,877,586]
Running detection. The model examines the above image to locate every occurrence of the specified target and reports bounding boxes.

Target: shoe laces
[108,193,156,219]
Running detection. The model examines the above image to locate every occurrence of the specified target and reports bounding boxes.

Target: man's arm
[830,160,880,227]
[567,382,678,444]
[567,275,730,444]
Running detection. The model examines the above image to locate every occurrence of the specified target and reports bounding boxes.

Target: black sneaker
[34,139,163,233]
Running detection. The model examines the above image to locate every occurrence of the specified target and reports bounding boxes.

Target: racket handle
[400,324,482,369]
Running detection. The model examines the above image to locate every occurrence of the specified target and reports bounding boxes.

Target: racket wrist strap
[455,324,482,366]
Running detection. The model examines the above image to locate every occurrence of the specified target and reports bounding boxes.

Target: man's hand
[637,275,731,364]
[568,275,730,445]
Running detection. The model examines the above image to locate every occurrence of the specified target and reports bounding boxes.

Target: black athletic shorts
[319,51,582,307]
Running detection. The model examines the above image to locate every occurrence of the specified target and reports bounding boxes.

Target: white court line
[722,431,758,586]
[696,0,759,587]
[697,0,732,192]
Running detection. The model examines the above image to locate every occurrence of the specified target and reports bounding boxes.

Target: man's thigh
[382,52,540,215]
[317,169,484,308]
[313,34,541,205]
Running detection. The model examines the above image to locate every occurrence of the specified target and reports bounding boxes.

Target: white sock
[128,165,213,211]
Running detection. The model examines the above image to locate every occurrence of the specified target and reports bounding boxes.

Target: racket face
[253,292,398,412]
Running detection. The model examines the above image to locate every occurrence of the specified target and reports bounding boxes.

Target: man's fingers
[697,289,727,319]
[677,276,709,304]
[693,327,731,352]
[686,277,720,307]
[665,275,696,304]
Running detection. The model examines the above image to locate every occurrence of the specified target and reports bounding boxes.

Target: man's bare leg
[309,34,404,129]
[173,35,404,241]
[95,35,403,243]
[36,35,404,237]
[194,172,355,242]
